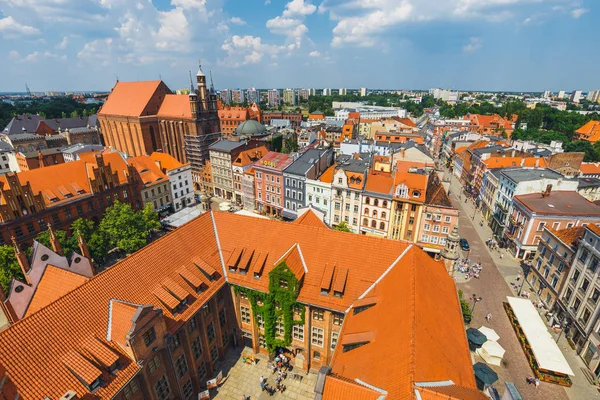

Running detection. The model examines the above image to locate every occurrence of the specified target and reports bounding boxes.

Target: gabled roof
[99,80,170,117]
[326,247,482,400]
[547,226,585,249]
[293,207,328,229]
[150,151,186,172]
[232,146,268,167]
[156,94,192,119]
[128,155,168,185]
[580,162,600,175]
[575,120,600,143]
[364,171,394,197]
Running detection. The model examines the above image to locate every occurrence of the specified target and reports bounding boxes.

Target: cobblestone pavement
[447,172,600,400]
[212,348,318,400]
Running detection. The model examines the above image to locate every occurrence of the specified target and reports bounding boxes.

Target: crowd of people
[457,258,483,279]
[259,350,291,395]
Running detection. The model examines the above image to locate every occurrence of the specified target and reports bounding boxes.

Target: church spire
[12,236,30,285]
[189,70,195,93]
[209,70,215,94]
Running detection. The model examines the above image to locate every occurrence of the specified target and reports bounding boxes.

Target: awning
[476,341,505,367]
[507,296,574,376]
[473,362,498,385]
[478,326,500,342]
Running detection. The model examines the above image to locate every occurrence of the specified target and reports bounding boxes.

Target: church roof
[156,94,193,119]
[99,80,170,117]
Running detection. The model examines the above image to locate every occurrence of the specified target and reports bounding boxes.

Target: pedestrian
[517,272,521,281]
[486,313,492,322]
[526,376,534,384]
[260,376,264,384]
[535,378,540,388]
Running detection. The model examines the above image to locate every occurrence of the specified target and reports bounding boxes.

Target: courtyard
[210,347,318,400]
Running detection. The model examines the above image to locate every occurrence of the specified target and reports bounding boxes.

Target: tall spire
[209,70,215,94]
[77,230,93,271]
[196,59,205,77]
[12,236,30,285]
[189,70,195,93]
[47,223,63,256]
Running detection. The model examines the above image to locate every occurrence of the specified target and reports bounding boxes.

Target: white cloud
[229,17,246,25]
[171,0,207,10]
[463,37,482,53]
[56,36,69,49]
[219,35,286,68]
[20,50,67,63]
[324,0,563,48]
[77,38,113,66]
[571,8,588,19]
[155,7,191,52]
[0,16,40,37]
[309,50,320,57]
[265,0,271,4]
[282,0,317,17]
[8,50,20,59]
[523,17,531,24]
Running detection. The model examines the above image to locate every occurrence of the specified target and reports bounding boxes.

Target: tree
[0,245,23,292]
[333,221,352,232]
[34,229,78,258]
[565,140,599,162]
[458,290,472,324]
[70,110,79,118]
[61,111,67,119]
[421,95,435,108]
[282,134,299,154]
[98,201,160,254]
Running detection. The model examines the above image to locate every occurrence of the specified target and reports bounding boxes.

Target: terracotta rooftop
[547,226,586,249]
[25,265,89,316]
[253,151,294,172]
[232,146,268,167]
[156,94,192,119]
[99,80,170,118]
[128,155,168,186]
[293,208,328,229]
[150,151,187,172]
[575,120,600,143]
[318,164,336,183]
[580,162,600,175]
[514,191,600,215]
[483,156,547,169]
[325,247,483,399]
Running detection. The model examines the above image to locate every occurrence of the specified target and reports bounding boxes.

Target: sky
[0,0,598,93]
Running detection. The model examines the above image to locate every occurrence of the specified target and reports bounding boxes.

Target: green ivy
[233,261,305,352]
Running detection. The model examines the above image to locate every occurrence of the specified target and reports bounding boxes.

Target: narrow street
[446,171,599,400]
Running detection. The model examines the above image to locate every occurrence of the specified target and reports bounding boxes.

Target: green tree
[458,290,472,324]
[333,221,352,232]
[0,245,23,292]
[98,201,160,254]
[565,140,599,162]
[421,95,435,108]
[61,111,67,119]
[70,110,79,118]
[34,229,79,258]
[282,134,299,154]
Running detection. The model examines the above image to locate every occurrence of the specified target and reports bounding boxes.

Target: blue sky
[0,0,598,92]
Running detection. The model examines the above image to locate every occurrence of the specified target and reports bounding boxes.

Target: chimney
[541,184,552,198]
[77,231,92,268]
[59,391,78,400]
[12,237,30,285]
[511,149,516,157]
[47,223,63,256]
[535,157,540,167]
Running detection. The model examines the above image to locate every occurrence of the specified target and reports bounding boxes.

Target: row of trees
[0,98,99,130]
[0,201,160,291]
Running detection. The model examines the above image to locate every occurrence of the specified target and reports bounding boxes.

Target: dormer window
[413,190,421,198]
[88,377,102,391]
[342,342,369,353]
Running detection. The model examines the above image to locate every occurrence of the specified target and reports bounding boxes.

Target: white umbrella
[219,202,231,211]
[479,326,500,342]
[476,340,505,366]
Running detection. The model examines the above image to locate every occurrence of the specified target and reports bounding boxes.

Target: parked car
[460,238,470,251]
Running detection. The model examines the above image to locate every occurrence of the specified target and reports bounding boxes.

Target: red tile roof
[156,94,192,119]
[128,155,168,186]
[293,208,328,229]
[580,162,600,175]
[150,151,187,171]
[322,374,381,400]
[547,226,586,248]
[99,80,170,117]
[25,266,89,317]
[574,120,600,143]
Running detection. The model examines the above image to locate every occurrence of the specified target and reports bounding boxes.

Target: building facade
[151,152,195,212]
[253,152,294,216]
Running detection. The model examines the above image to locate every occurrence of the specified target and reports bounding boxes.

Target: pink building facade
[253,152,293,216]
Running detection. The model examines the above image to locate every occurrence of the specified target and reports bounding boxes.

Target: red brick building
[262,111,302,127]
[0,152,142,247]
[15,148,65,171]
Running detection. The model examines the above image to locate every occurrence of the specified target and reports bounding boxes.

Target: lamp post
[518,264,531,296]
[471,294,482,313]
[555,319,569,343]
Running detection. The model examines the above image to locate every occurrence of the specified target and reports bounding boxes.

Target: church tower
[440,224,461,276]
[188,70,198,120]
[196,61,209,113]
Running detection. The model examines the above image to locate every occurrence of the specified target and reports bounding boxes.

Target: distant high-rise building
[586,90,600,103]
[557,90,566,99]
[309,88,316,96]
[283,89,296,105]
[231,89,245,104]
[246,88,258,104]
[268,89,280,106]
[571,90,583,103]
[360,87,367,97]
[430,88,459,102]
[219,89,232,104]
[298,88,310,100]
[339,88,347,95]
[542,90,551,99]
[322,88,331,96]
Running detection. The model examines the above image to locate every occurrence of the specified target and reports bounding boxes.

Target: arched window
[374,199,379,207]
[380,222,386,230]
[383,200,388,208]
[364,208,369,215]
[371,220,377,228]
[381,211,387,219]
[363,218,368,226]
[365,197,370,205]
[372,210,378,218]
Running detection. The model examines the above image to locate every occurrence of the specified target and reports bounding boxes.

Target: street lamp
[471,294,482,313]
[518,264,531,296]
[555,319,569,343]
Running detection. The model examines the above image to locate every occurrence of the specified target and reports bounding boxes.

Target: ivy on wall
[234,261,305,352]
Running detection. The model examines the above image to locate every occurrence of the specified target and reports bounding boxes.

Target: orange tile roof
[25,266,89,317]
[483,156,547,169]
[0,152,130,207]
[127,155,168,186]
[293,208,328,228]
[150,151,186,171]
[346,171,366,190]
[0,213,224,399]
[156,94,192,119]
[327,247,482,399]
[575,120,600,143]
[308,114,325,120]
[99,80,169,117]
[586,224,600,238]
[232,146,269,167]
[322,374,381,400]
[548,226,586,248]
[580,162,600,175]
[319,164,336,183]
[365,171,394,196]
[393,117,417,127]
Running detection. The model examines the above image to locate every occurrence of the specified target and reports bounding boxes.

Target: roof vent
[60,391,78,400]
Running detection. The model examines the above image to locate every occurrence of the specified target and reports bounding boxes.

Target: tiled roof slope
[327,247,482,399]
[99,80,170,117]
[150,151,186,171]
[548,226,586,248]
[0,213,224,399]
[293,208,328,229]
[24,266,89,317]
[128,155,168,185]
[575,120,600,142]
[156,94,192,119]
[214,212,409,311]
[322,374,381,399]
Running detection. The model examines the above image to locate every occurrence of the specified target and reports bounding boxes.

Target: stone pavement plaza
[211,348,318,400]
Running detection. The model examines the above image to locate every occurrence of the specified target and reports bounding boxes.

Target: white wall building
[322,88,332,96]
[268,89,280,106]
[246,88,258,104]
[360,87,367,96]
[306,175,333,225]
[0,141,14,175]
[338,88,347,95]
[571,90,583,103]
[165,162,195,212]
